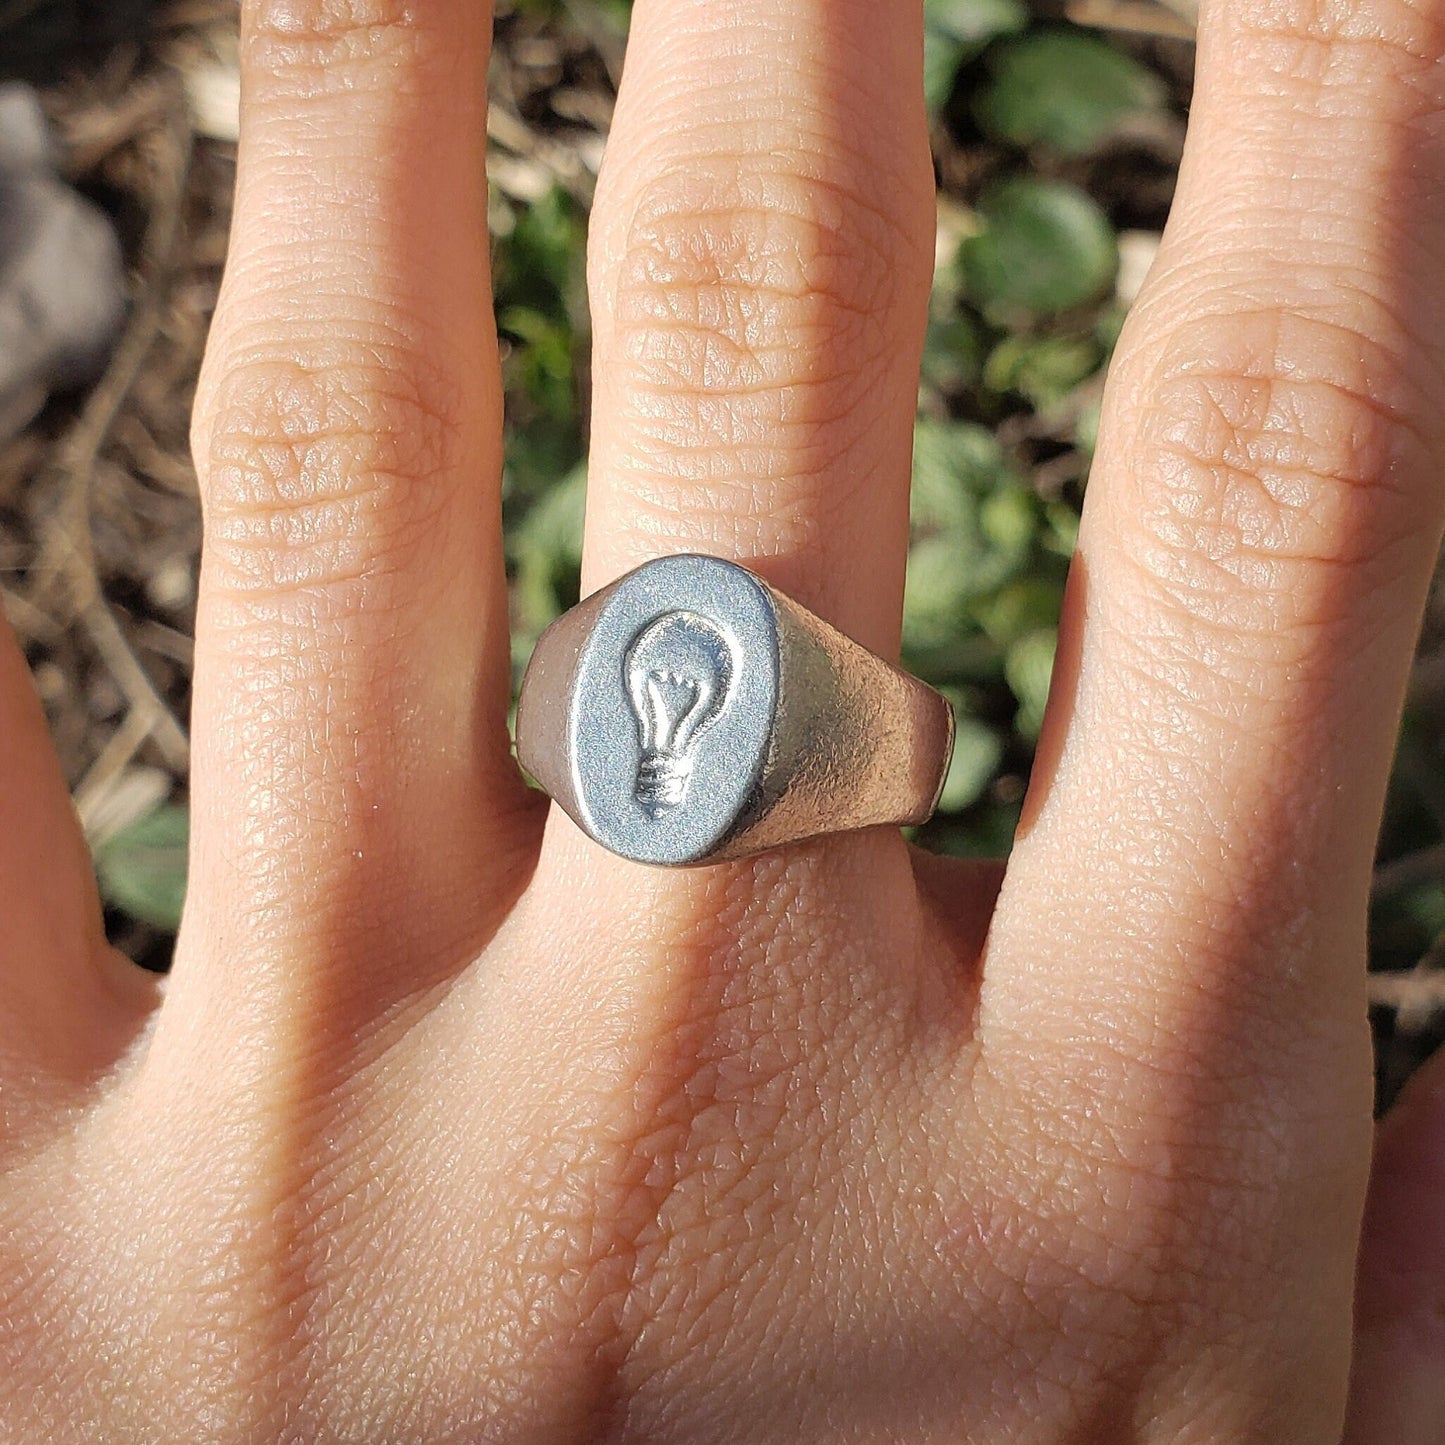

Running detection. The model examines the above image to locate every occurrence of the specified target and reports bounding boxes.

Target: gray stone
[0,81,125,441]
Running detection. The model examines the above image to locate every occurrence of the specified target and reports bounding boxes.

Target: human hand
[3,0,1444,1439]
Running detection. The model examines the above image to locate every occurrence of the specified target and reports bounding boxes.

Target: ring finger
[521,0,952,1044]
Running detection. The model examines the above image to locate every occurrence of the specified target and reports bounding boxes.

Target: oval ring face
[570,555,779,864]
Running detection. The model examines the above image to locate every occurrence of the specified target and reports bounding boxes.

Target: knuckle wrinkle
[1119,305,1427,635]
[246,0,434,76]
[601,164,915,404]
[197,357,464,597]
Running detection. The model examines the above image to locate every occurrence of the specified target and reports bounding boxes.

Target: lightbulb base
[635,752,692,816]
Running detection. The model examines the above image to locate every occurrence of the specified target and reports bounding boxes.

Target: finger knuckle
[246,0,426,73]
[1236,0,1438,70]
[594,159,925,449]
[1116,302,1429,642]
[242,0,474,115]
[194,350,466,602]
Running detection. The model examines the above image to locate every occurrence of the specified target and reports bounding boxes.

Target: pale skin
[2,0,1445,1438]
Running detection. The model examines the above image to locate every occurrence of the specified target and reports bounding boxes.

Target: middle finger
[523,0,948,1056]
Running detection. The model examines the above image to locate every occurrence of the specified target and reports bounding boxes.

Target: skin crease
[0,0,1443,1439]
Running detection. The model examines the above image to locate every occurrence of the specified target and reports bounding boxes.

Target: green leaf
[94,805,189,932]
[983,332,1102,408]
[976,27,1165,155]
[1405,881,1445,935]
[903,535,980,655]
[928,0,1029,46]
[974,574,1065,646]
[1042,500,1080,557]
[903,529,1031,663]
[923,0,1028,112]
[910,418,1014,534]
[511,462,587,650]
[960,176,1117,315]
[929,800,1022,858]
[938,712,1004,812]
[923,34,967,112]
[980,489,1046,570]
[493,185,587,428]
[1074,394,1103,458]
[503,414,584,511]
[576,0,633,25]
[1094,300,1128,351]
[495,185,585,315]
[1004,628,1058,739]
[498,305,576,422]
[921,312,986,394]
[905,420,1044,676]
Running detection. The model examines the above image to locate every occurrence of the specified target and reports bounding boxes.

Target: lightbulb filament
[623,611,738,819]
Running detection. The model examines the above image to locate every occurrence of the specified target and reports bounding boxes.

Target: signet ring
[515,554,955,867]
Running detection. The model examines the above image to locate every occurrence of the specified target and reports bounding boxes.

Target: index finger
[160,1,532,1072]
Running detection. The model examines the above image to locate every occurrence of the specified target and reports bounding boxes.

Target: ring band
[515,554,955,866]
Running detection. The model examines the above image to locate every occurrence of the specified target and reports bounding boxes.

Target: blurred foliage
[89,0,1445,1067]
[493,182,590,669]
[961,176,1117,314]
[511,0,634,21]
[923,0,1028,111]
[95,805,189,932]
[975,27,1166,155]
[488,0,1153,862]
[0,0,162,83]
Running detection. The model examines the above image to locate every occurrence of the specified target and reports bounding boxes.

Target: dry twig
[1372,842,1445,899]
[27,72,192,769]
[1067,0,1197,39]
[1369,954,1445,1034]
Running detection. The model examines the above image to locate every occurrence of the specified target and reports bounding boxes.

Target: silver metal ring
[515,554,955,866]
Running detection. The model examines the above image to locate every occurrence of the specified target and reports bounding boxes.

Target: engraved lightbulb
[624,610,737,817]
